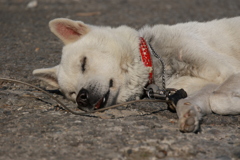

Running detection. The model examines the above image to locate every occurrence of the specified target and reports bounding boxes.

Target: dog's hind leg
[209,73,240,115]
[176,84,218,133]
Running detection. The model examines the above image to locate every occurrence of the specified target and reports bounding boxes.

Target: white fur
[33,17,240,132]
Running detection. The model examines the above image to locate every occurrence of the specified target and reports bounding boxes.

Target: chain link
[148,42,166,91]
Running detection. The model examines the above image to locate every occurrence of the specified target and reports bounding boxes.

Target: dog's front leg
[176,84,218,133]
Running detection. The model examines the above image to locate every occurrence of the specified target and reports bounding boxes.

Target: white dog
[33,17,240,132]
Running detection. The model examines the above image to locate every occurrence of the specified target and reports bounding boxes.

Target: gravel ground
[0,0,240,160]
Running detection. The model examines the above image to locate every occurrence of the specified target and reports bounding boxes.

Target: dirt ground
[1,0,240,159]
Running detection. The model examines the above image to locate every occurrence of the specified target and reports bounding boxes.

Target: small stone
[27,0,38,8]
[17,107,23,111]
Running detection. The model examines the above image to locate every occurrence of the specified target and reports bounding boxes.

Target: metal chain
[148,42,166,91]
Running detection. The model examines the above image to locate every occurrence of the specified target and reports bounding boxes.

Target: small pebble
[27,0,38,8]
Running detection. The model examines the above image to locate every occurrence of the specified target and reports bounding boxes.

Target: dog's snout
[76,88,89,106]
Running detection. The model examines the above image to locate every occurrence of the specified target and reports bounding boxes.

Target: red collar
[139,37,154,84]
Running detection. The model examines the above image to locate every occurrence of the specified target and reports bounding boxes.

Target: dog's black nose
[76,88,89,107]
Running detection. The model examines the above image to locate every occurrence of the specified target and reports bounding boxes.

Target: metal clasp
[145,84,177,99]
[144,84,187,112]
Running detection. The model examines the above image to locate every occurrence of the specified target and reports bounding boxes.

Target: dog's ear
[33,65,59,88]
[49,18,90,45]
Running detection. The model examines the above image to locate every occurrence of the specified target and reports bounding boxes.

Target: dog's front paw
[179,108,200,132]
[176,101,202,133]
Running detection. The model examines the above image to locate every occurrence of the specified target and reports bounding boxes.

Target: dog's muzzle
[76,88,110,112]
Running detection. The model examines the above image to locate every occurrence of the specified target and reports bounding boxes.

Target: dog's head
[33,18,149,111]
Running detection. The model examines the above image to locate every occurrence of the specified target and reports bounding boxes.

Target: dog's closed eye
[81,57,87,73]
[109,79,113,88]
